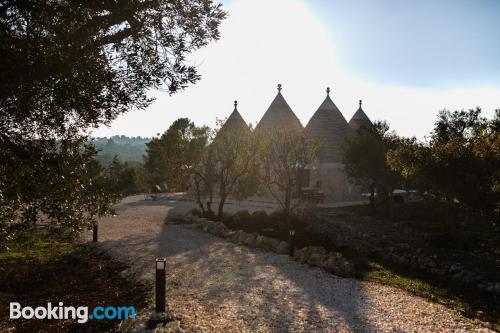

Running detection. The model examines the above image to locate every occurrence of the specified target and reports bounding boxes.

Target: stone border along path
[87,195,493,332]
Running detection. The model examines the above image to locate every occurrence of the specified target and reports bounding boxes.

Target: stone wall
[310,162,362,201]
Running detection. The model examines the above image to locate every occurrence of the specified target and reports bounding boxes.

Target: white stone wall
[310,162,362,201]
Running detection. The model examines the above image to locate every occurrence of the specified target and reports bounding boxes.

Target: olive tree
[0,1,226,235]
[259,127,320,218]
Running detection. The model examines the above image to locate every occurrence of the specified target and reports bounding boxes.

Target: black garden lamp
[289,229,296,256]
[155,258,167,313]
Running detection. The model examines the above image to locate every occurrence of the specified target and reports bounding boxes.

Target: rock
[322,254,337,273]
[238,231,250,243]
[307,253,326,267]
[276,241,290,254]
[293,248,308,263]
[483,321,493,329]
[230,230,245,243]
[268,238,280,252]
[162,320,183,333]
[397,255,408,264]
[197,217,208,224]
[293,246,327,264]
[231,230,247,243]
[449,263,462,274]
[205,221,215,233]
[211,221,227,236]
[243,233,258,246]
[336,259,355,277]
[255,235,265,248]
[256,236,279,251]
[179,213,194,224]
[318,252,355,277]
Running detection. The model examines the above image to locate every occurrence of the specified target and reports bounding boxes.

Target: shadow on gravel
[98,198,376,332]
[122,197,173,208]
[156,224,375,332]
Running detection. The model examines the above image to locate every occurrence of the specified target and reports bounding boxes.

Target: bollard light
[155,258,167,313]
[92,224,98,242]
[289,229,296,256]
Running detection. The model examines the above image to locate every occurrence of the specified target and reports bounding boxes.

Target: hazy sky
[93,0,500,139]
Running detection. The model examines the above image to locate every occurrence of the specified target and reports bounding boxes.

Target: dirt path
[89,195,491,332]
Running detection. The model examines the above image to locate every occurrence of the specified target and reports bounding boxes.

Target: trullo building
[220,84,372,202]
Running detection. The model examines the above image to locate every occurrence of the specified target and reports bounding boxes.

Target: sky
[92,0,500,139]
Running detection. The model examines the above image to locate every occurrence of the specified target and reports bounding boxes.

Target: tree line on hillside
[91,136,150,167]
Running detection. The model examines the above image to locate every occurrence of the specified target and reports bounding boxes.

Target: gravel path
[89,195,492,332]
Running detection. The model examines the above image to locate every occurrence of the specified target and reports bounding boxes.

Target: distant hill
[91,135,150,167]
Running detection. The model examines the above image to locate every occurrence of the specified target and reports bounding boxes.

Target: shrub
[230,210,252,230]
[190,208,202,217]
[251,210,269,231]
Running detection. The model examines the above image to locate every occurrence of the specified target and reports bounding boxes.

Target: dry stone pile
[181,212,355,278]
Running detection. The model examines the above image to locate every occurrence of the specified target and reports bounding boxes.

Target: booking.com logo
[10,302,136,324]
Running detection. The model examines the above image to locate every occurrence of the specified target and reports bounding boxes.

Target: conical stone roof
[349,100,372,131]
[255,84,303,135]
[305,88,353,163]
[221,101,249,132]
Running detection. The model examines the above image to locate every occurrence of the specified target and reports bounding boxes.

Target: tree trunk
[369,182,375,214]
[195,183,206,216]
[206,181,215,218]
[217,195,226,219]
[284,187,291,217]
[193,177,206,215]
[388,190,395,219]
[206,200,212,217]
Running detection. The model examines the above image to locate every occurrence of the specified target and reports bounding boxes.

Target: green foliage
[192,144,217,217]
[191,119,260,218]
[0,1,225,242]
[259,127,320,217]
[105,156,148,196]
[387,108,499,222]
[0,136,121,234]
[144,118,210,192]
[0,228,73,262]
[1,1,226,138]
[211,120,260,217]
[92,136,150,166]
[342,121,401,214]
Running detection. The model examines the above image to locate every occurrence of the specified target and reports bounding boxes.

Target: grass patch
[346,252,500,331]
[360,262,462,309]
[0,228,73,262]
[0,227,148,333]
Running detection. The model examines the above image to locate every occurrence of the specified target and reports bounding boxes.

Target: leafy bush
[0,138,120,234]
[388,108,499,225]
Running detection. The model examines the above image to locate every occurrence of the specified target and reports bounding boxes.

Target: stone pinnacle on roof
[348,99,372,131]
[305,87,353,163]
[220,99,249,132]
[255,83,304,135]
